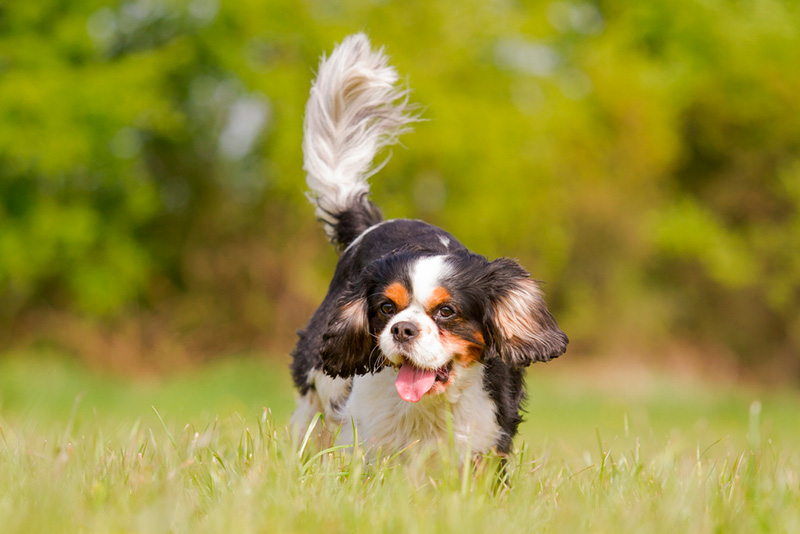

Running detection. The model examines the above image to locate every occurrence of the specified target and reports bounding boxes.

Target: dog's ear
[482,258,568,366]
[320,281,378,378]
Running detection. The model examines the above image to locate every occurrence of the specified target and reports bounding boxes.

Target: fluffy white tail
[303,33,416,248]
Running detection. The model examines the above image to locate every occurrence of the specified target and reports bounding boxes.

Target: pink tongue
[395,364,437,403]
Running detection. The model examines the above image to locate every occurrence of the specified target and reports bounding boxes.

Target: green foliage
[1,0,799,370]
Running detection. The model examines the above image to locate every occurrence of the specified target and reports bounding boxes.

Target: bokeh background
[2,0,799,383]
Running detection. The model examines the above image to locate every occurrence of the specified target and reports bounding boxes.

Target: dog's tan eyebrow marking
[384,282,411,309]
[425,286,451,313]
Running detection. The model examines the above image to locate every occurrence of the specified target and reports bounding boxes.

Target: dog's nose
[391,321,419,343]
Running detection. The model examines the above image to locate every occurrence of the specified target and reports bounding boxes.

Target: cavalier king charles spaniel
[291,34,567,457]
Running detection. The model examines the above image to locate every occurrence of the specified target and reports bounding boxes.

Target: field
[1,351,799,533]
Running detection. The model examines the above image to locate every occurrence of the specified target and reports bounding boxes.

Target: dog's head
[321,251,567,402]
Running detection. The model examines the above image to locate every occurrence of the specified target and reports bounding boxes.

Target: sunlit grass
[0,352,798,533]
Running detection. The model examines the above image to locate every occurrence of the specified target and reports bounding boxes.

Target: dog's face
[321,251,568,402]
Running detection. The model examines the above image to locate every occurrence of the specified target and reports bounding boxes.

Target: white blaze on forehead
[409,255,451,304]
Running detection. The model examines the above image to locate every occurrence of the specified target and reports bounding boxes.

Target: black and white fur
[291,34,567,456]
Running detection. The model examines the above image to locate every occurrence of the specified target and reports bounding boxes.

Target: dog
[290,34,567,457]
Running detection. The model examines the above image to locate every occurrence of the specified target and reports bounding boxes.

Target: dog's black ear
[482,258,568,366]
[320,281,378,378]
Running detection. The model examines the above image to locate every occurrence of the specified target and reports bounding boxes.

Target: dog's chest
[343,365,502,454]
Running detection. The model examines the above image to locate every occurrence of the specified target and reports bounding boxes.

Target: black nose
[391,321,419,343]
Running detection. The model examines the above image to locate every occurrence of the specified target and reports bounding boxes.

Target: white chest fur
[340,364,502,455]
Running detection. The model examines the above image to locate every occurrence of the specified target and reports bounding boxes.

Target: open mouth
[394,359,453,403]
[435,363,451,383]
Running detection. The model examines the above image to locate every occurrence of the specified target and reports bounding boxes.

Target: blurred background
[1,0,799,383]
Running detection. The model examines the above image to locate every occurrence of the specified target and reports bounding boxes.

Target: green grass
[1,351,799,533]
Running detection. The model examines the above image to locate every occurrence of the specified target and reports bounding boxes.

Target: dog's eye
[380,302,396,316]
[437,306,456,319]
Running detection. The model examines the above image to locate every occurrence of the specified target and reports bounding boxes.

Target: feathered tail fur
[303,33,416,250]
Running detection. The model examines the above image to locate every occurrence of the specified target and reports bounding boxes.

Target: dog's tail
[303,33,416,251]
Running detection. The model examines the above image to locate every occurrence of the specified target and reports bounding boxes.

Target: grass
[1,350,799,533]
